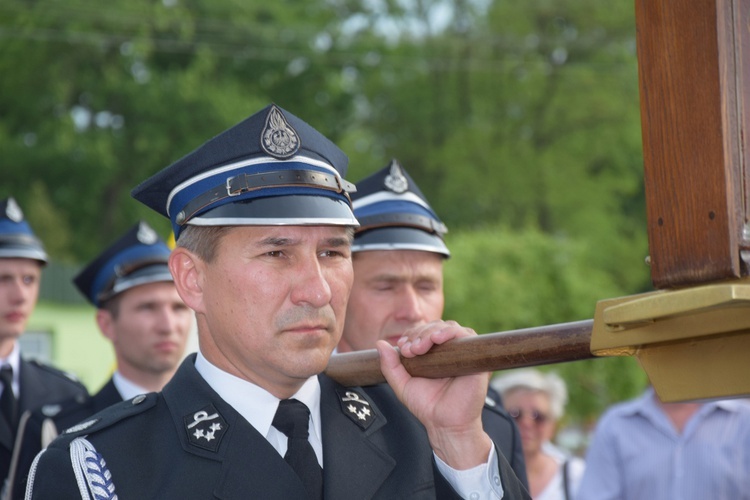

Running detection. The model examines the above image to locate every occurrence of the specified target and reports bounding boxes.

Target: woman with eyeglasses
[491,369,585,500]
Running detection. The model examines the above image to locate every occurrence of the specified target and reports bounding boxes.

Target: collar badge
[184,405,228,452]
[337,389,376,430]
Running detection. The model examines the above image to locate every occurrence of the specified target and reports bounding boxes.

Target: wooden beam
[637,0,748,288]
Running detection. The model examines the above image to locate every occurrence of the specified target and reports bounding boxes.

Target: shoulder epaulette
[53,393,158,443]
[28,359,86,386]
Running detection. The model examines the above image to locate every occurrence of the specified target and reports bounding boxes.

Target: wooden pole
[324,320,595,387]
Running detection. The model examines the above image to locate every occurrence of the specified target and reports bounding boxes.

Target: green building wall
[26,301,115,393]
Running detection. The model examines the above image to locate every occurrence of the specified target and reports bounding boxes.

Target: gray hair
[490,368,568,420]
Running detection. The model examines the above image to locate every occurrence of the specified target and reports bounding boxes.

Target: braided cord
[70,438,118,500]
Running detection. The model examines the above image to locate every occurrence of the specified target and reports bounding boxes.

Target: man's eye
[22,275,37,285]
[320,250,346,258]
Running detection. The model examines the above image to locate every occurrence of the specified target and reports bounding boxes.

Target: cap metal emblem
[261,105,300,159]
[384,160,408,194]
[136,222,158,245]
[5,198,23,222]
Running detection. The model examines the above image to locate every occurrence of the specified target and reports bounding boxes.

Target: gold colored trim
[591,277,750,402]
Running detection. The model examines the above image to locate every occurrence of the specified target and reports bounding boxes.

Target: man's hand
[376,320,493,470]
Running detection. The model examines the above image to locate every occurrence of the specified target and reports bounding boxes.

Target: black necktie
[272,399,323,500]
[0,365,18,434]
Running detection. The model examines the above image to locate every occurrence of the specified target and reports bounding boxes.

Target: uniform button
[470,492,480,500]
[132,394,147,405]
[494,474,501,486]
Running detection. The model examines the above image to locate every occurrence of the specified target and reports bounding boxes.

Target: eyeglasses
[508,408,550,424]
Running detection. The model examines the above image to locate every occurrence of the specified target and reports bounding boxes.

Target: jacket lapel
[0,411,12,450]
[17,359,50,413]
[162,355,309,500]
[319,375,395,500]
[0,359,44,450]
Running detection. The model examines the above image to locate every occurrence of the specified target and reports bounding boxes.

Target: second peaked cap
[74,221,173,307]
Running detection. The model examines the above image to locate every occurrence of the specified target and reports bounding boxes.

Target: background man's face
[0,258,41,341]
[340,250,444,352]
[100,281,192,376]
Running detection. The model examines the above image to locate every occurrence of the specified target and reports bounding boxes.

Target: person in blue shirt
[577,387,750,500]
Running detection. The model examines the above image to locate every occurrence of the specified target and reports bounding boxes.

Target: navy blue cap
[0,197,48,264]
[351,159,449,257]
[73,221,173,307]
[131,103,358,240]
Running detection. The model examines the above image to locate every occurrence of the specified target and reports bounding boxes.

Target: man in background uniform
[5,221,193,498]
[0,197,88,488]
[338,160,529,489]
[25,104,529,499]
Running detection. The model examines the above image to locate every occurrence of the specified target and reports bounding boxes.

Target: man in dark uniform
[0,197,88,488]
[4,221,193,499]
[337,159,529,489]
[25,104,530,499]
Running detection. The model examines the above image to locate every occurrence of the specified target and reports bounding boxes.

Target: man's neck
[0,338,18,359]
[658,399,701,434]
[116,366,176,394]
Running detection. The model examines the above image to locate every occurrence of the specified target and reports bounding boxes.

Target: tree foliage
[0,0,652,421]
[443,224,650,421]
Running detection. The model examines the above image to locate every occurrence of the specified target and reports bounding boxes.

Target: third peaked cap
[351,159,449,257]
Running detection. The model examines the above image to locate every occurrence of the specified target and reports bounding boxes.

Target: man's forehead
[118,280,179,301]
[0,258,43,273]
[222,224,353,243]
[353,249,443,264]
[353,250,444,279]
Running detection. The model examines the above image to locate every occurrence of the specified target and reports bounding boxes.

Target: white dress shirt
[195,351,503,499]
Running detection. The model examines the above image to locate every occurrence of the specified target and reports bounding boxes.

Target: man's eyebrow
[326,236,352,247]
[258,237,296,247]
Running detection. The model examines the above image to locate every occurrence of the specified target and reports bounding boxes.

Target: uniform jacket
[484,387,529,490]
[6,378,122,499]
[27,355,529,499]
[0,358,88,484]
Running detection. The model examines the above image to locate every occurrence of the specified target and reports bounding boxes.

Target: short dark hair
[100,293,123,319]
[177,225,233,263]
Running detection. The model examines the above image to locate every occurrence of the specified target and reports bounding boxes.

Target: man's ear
[169,247,206,314]
[96,309,116,342]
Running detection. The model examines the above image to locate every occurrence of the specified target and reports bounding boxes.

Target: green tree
[443,224,649,422]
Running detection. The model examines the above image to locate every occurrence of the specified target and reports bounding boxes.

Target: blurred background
[0,0,651,454]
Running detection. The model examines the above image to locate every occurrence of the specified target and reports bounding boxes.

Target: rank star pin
[347,403,371,421]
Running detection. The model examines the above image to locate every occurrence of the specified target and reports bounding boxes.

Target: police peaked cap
[0,197,48,264]
[351,159,449,257]
[74,221,173,307]
[131,104,358,240]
